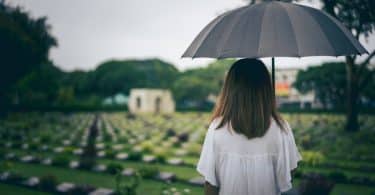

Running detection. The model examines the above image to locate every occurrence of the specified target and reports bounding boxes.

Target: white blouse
[197,116,302,195]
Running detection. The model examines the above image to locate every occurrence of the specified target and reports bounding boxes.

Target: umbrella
[181,1,368,95]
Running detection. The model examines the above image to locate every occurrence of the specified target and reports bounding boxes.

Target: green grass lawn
[8,162,203,195]
[0,183,50,195]
[6,162,375,195]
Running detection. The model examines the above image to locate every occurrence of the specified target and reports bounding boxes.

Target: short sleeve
[196,119,219,187]
[276,121,302,192]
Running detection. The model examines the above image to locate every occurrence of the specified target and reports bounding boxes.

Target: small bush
[63,146,75,154]
[39,174,58,192]
[128,151,142,161]
[29,143,39,150]
[177,133,189,142]
[52,156,70,167]
[6,173,25,184]
[165,128,176,138]
[155,152,167,163]
[69,184,95,194]
[115,171,141,195]
[107,163,123,174]
[106,150,116,158]
[187,143,201,156]
[140,141,153,153]
[299,173,334,195]
[138,166,159,179]
[328,171,347,183]
[301,151,325,166]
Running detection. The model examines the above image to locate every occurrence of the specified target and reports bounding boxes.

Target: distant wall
[128,88,175,114]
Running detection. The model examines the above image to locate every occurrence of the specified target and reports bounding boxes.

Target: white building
[275,67,322,109]
[128,88,175,114]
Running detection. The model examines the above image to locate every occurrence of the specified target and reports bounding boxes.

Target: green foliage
[299,173,335,195]
[293,62,374,109]
[0,1,57,96]
[115,171,141,195]
[302,151,325,167]
[328,171,347,183]
[52,156,70,167]
[321,0,375,39]
[84,59,179,97]
[0,161,12,172]
[172,59,234,107]
[12,62,63,106]
[39,174,58,191]
[138,166,159,179]
[107,162,123,175]
[128,151,142,161]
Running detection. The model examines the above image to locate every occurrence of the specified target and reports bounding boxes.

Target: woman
[197,58,302,195]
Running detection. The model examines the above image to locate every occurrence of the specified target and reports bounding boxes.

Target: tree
[321,0,375,131]
[293,62,374,110]
[172,59,234,108]
[0,1,57,107]
[90,59,179,97]
[12,62,62,106]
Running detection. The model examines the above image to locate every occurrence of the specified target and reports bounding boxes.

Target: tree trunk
[345,57,360,132]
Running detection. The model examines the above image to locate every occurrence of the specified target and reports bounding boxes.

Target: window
[136,97,141,109]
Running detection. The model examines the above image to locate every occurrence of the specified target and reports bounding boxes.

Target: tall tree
[293,62,374,110]
[0,1,57,107]
[321,0,375,131]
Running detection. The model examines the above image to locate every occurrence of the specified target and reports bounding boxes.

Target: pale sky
[10,0,375,72]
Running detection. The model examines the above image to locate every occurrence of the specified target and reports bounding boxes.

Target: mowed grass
[9,149,202,181]
[0,183,50,195]
[6,162,375,195]
[8,162,203,195]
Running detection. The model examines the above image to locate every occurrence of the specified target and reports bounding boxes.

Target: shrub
[328,171,347,183]
[63,146,75,154]
[106,150,116,158]
[154,151,167,163]
[0,161,12,172]
[187,143,201,156]
[115,171,141,195]
[301,135,312,149]
[69,184,95,194]
[140,141,153,153]
[138,166,159,179]
[6,172,25,184]
[301,151,325,166]
[40,134,52,143]
[39,174,58,192]
[128,151,142,161]
[12,142,22,149]
[107,163,123,174]
[103,134,112,142]
[165,128,176,138]
[52,156,70,167]
[177,133,189,142]
[29,143,39,150]
[298,173,334,195]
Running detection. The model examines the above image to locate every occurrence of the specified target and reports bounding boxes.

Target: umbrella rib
[190,14,227,58]
[280,3,300,57]
[217,7,250,58]
[193,6,248,58]
[256,4,269,57]
[297,4,335,56]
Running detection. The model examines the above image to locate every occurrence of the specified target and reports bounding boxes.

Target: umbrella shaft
[272,57,275,97]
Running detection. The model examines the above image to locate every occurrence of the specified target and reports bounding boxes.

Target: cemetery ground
[0,112,374,195]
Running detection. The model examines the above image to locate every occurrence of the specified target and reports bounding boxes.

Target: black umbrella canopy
[182,1,368,58]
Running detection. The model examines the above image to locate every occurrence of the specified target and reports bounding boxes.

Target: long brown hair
[211,58,286,139]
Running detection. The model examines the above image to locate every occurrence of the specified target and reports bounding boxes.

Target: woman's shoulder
[208,116,224,130]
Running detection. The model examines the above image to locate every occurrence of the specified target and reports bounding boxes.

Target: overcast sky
[10,0,375,72]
